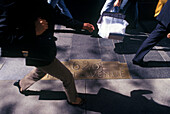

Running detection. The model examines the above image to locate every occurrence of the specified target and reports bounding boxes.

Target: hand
[114,0,122,7]
[167,33,170,39]
[82,23,95,33]
[35,18,48,36]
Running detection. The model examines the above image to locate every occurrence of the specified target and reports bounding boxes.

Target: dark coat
[156,0,170,31]
[0,0,83,67]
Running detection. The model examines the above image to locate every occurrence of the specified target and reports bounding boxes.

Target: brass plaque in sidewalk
[41,59,131,80]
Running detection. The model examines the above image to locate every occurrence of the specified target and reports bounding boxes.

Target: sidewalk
[1,22,170,114]
[0,79,170,114]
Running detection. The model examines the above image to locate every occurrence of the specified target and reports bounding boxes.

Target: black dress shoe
[13,80,28,96]
[132,60,147,67]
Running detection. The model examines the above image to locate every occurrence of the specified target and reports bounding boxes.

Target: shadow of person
[22,88,170,114]
[80,88,170,114]
[54,29,92,35]
[114,30,170,55]
[141,61,170,67]
[114,34,147,54]
[20,90,67,100]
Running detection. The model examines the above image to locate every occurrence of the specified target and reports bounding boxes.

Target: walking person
[132,0,170,67]
[0,0,94,105]
[100,0,138,28]
[100,0,122,15]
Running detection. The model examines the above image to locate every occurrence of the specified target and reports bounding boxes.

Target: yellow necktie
[154,0,167,17]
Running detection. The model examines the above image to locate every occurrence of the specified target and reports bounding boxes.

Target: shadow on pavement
[142,61,170,68]
[114,34,170,55]
[114,34,147,54]
[54,29,92,35]
[22,88,170,114]
[19,90,67,100]
[54,29,102,38]
[80,88,170,114]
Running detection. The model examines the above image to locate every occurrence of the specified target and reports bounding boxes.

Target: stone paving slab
[1,79,170,114]
[0,80,86,114]
[70,35,101,60]
[0,57,33,80]
[84,79,170,113]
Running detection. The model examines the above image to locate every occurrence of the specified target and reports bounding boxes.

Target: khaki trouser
[20,58,77,102]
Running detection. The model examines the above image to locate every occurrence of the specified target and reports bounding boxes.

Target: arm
[114,0,122,7]
[36,1,95,33]
[54,7,95,32]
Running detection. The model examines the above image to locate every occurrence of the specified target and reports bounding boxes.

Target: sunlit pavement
[1,21,170,114]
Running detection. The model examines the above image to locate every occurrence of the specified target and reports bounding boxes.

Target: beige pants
[20,58,77,102]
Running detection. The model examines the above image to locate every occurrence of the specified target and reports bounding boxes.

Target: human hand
[167,33,170,39]
[35,18,48,36]
[82,23,95,33]
[114,0,122,7]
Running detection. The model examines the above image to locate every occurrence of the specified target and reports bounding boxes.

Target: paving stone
[70,35,101,59]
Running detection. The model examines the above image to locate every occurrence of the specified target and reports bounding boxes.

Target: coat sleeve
[35,0,83,32]
[54,6,84,30]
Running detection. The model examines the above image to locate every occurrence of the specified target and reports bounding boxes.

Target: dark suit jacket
[0,0,83,66]
[156,0,170,31]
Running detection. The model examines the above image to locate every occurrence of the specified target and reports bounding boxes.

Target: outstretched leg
[133,23,167,63]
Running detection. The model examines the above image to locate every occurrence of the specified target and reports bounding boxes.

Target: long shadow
[142,61,170,68]
[114,34,147,54]
[54,29,102,38]
[21,90,67,100]
[114,35,170,55]
[54,29,91,35]
[114,30,170,55]
[23,88,170,114]
[81,88,170,114]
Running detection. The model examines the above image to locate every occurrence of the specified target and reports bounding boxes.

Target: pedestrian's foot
[13,80,27,95]
[67,97,85,106]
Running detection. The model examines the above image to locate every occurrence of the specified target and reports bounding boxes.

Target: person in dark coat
[132,0,170,67]
[0,0,94,105]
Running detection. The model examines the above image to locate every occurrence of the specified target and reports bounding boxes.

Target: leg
[49,0,60,8]
[100,0,116,15]
[47,0,51,4]
[57,0,73,18]
[133,23,167,62]
[39,58,77,102]
[120,0,128,9]
[121,0,138,28]
[20,68,46,91]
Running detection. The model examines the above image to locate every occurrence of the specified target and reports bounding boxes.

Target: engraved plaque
[41,59,131,80]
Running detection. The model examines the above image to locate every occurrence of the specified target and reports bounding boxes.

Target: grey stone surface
[0,58,33,80]
[1,24,170,79]
[1,79,170,114]
[0,80,86,114]
[70,35,101,59]
[1,21,170,113]
[85,79,170,113]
